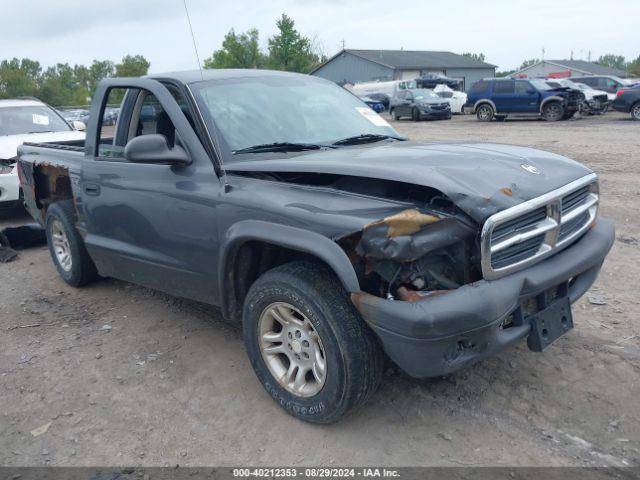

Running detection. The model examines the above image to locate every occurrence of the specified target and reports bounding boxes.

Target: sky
[1,0,638,74]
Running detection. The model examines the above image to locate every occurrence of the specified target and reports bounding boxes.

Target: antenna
[182,0,204,80]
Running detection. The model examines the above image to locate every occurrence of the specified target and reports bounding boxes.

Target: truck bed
[17,140,86,224]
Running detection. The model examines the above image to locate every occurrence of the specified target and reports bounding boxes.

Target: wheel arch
[473,99,496,113]
[219,220,360,321]
[540,96,565,112]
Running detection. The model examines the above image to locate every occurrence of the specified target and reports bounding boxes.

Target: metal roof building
[508,59,630,79]
[310,49,496,91]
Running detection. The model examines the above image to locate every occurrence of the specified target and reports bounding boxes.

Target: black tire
[411,107,420,121]
[542,101,564,121]
[45,200,99,287]
[476,103,494,122]
[631,102,640,121]
[389,108,399,121]
[243,261,384,423]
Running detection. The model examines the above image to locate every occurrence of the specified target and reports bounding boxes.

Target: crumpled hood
[0,131,85,161]
[226,141,593,222]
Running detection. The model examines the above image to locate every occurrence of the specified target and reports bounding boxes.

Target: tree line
[0,55,150,106]
[2,12,637,107]
[0,14,324,107]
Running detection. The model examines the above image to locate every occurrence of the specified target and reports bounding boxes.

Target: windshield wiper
[332,133,404,146]
[233,142,324,154]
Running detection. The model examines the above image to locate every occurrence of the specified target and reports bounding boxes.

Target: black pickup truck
[17,70,614,423]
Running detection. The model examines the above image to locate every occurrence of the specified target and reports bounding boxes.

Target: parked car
[545,79,608,115]
[17,70,613,423]
[612,84,640,120]
[364,93,390,110]
[0,98,85,209]
[360,96,386,113]
[464,78,582,122]
[416,72,462,90]
[349,79,416,100]
[60,108,90,127]
[389,89,451,121]
[571,76,635,99]
[103,107,119,126]
[433,84,468,114]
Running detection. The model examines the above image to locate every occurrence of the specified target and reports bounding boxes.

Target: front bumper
[420,109,451,119]
[0,169,20,205]
[352,217,615,378]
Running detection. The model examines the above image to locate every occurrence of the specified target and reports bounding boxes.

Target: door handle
[84,183,100,195]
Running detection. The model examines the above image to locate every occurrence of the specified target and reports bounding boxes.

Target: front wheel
[243,261,384,423]
[411,107,421,121]
[476,104,494,122]
[542,101,564,121]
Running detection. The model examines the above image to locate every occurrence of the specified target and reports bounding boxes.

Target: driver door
[79,79,223,304]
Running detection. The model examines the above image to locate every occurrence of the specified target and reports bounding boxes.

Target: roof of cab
[147,68,320,84]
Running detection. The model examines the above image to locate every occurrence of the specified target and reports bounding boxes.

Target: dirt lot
[1,112,639,468]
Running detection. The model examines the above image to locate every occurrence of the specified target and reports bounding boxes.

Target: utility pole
[341,39,345,50]
[588,50,592,62]
[542,47,545,60]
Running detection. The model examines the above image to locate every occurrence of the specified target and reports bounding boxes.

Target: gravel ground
[0,111,638,468]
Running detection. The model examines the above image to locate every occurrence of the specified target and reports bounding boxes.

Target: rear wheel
[389,108,399,121]
[476,103,494,122]
[631,102,640,121]
[542,101,564,121]
[45,200,99,287]
[243,261,384,423]
[411,107,421,121]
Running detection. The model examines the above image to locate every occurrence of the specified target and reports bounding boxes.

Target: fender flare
[219,220,361,295]
[473,99,497,114]
[540,96,566,112]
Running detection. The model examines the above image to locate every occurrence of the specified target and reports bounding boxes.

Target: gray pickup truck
[17,70,614,423]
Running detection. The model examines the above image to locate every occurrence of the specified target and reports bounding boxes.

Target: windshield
[529,79,552,91]
[190,75,399,154]
[0,105,72,136]
[412,90,439,100]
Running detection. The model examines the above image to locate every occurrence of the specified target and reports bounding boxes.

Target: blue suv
[464,78,582,122]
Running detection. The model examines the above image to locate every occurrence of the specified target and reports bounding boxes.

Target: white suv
[0,98,85,208]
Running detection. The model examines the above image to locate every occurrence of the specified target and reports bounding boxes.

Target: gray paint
[311,53,494,91]
[508,60,630,79]
[311,51,394,84]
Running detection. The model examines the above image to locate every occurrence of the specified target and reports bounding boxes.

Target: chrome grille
[481,174,598,279]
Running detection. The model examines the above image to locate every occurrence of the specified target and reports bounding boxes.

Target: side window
[580,78,596,87]
[97,88,179,160]
[97,87,129,159]
[493,81,515,94]
[515,81,532,94]
[470,81,487,93]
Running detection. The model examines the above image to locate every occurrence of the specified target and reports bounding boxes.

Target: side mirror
[73,120,86,131]
[124,134,191,165]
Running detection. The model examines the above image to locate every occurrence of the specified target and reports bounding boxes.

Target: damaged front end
[339,204,481,303]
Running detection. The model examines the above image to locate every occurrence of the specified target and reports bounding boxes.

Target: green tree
[115,55,150,77]
[0,58,41,98]
[267,14,321,72]
[88,60,115,93]
[204,28,265,69]
[596,54,626,70]
[39,63,76,105]
[627,55,640,76]
[462,52,486,63]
